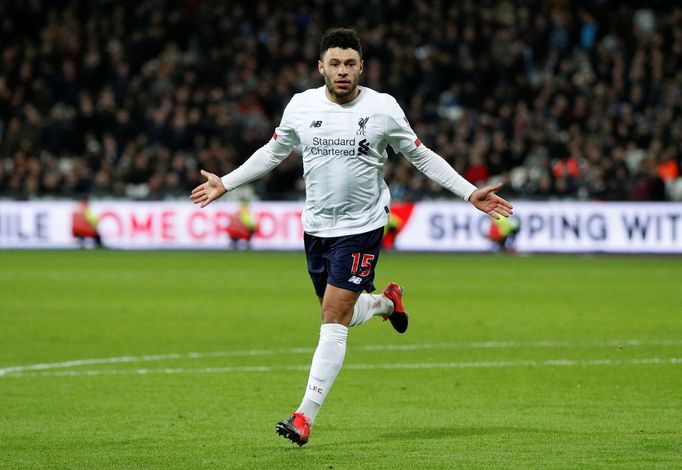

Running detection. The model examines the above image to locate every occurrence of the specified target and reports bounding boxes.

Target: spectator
[0,1,680,201]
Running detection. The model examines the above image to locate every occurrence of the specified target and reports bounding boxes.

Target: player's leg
[321,290,396,328]
[328,226,384,329]
[319,284,360,325]
[349,292,392,326]
[279,286,358,443]
[348,286,409,332]
[339,228,408,331]
[276,233,330,445]
[302,285,359,409]
[277,228,380,445]
[307,229,402,330]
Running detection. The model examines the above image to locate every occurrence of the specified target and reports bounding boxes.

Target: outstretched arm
[189,128,297,208]
[384,103,513,215]
[468,182,513,219]
[190,170,227,208]
[400,144,514,217]
[190,97,300,208]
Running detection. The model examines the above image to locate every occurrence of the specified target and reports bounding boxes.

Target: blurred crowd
[1,0,681,201]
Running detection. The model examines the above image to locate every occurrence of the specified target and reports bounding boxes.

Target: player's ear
[359,59,364,75]
[318,60,324,75]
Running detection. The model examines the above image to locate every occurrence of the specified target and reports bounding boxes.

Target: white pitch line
[4,357,681,379]
[1,338,681,377]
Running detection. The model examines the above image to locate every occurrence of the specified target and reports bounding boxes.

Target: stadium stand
[0,1,680,201]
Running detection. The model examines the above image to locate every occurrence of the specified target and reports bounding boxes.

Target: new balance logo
[309,120,323,128]
[348,275,363,285]
[357,139,369,156]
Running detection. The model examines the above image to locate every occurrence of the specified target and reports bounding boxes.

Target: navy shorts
[304,227,384,297]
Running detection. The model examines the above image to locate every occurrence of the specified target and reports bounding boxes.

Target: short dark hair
[320,28,363,60]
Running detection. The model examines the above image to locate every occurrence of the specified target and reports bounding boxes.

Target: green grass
[1,250,681,469]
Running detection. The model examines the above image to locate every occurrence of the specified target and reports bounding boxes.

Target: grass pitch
[1,250,681,469]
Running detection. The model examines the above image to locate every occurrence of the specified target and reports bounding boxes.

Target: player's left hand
[190,170,227,208]
[469,183,513,219]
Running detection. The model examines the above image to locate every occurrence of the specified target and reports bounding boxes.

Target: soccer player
[190,28,513,446]
[72,199,104,248]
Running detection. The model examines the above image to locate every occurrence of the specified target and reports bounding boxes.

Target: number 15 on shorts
[350,253,375,277]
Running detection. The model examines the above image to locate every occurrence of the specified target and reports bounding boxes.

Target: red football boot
[275,412,311,446]
[382,282,409,333]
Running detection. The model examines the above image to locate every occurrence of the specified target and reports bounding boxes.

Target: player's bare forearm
[190,170,227,208]
[469,183,513,219]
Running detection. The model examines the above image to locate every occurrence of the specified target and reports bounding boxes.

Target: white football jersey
[222,85,476,237]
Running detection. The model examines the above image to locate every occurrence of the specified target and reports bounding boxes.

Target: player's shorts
[304,226,384,297]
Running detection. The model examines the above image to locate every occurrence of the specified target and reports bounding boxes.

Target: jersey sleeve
[221,97,301,191]
[384,98,477,201]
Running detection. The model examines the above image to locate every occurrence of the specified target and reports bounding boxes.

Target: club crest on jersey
[356,117,369,135]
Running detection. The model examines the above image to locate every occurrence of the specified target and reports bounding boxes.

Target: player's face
[318,48,363,104]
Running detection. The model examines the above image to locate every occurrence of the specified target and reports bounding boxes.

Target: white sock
[348,293,393,327]
[297,323,348,425]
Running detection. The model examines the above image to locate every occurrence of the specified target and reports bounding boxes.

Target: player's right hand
[190,170,227,208]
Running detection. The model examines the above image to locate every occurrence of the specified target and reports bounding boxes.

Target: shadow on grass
[264,425,558,452]
[379,425,555,441]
